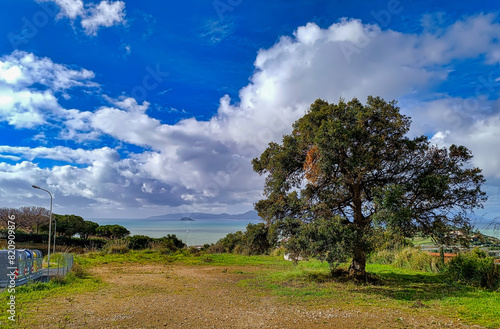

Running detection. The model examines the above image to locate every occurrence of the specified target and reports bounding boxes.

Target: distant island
[180,217,195,221]
[148,210,260,221]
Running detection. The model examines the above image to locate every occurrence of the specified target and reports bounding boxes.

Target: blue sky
[1,0,500,222]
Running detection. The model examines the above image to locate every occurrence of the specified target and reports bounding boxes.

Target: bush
[207,243,225,253]
[270,246,286,257]
[157,234,185,248]
[71,263,89,278]
[126,235,152,250]
[210,223,277,255]
[50,275,67,285]
[369,247,443,272]
[446,248,499,289]
[392,247,441,272]
[104,239,130,254]
[212,231,245,253]
[153,234,185,254]
[369,249,396,265]
[244,223,277,255]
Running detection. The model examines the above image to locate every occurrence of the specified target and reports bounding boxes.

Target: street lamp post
[53,218,56,255]
[32,185,53,271]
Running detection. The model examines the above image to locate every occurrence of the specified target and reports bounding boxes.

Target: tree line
[0,207,129,239]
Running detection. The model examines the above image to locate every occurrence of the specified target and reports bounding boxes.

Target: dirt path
[23,263,483,328]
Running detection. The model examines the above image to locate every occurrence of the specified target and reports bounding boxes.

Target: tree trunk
[349,183,368,279]
[348,248,366,279]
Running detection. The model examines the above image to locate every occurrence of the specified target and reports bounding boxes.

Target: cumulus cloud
[0,145,119,165]
[430,111,500,179]
[81,0,126,35]
[2,14,500,217]
[51,0,84,20]
[0,51,96,91]
[0,51,98,129]
[36,0,126,35]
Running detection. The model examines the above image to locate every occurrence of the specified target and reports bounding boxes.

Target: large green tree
[252,97,487,278]
[78,220,100,239]
[54,214,85,237]
[96,224,130,239]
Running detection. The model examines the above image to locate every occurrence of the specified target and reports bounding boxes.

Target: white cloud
[0,87,58,128]
[0,51,96,91]
[52,0,84,20]
[81,1,126,36]
[36,0,126,36]
[430,113,500,179]
[0,146,119,165]
[0,51,97,130]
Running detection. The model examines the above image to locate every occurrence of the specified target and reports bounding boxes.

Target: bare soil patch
[21,262,484,328]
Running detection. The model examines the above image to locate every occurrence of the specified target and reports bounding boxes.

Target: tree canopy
[54,214,85,237]
[96,224,131,239]
[252,97,487,278]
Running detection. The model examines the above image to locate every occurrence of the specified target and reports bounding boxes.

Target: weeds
[370,247,443,273]
[103,239,130,254]
[445,248,500,289]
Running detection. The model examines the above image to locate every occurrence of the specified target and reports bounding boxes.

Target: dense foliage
[446,248,499,289]
[211,223,277,255]
[253,97,487,277]
[96,224,130,239]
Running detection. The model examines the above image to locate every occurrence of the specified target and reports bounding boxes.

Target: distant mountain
[180,217,195,221]
[148,210,260,221]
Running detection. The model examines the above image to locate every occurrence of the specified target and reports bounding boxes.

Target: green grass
[0,272,103,326]
[411,236,435,245]
[241,259,500,328]
[74,249,170,268]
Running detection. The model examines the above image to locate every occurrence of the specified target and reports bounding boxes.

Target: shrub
[150,235,185,254]
[148,241,164,250]
[446,248,499,289]
[244,223,277,255]
[213,231,245,253]
[155,235,185,250]
[104,239,130,254]
[207,243,225,253]
[210,223,277,255]
[393,247,441,272]
[369,249,396,265]
[71,263,89,279]
[187,246,202,256]
[50,275,67,285]
[126,235,152,250]
[270,246,286,257]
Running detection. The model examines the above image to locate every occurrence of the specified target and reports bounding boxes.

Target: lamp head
[32,185,40,189]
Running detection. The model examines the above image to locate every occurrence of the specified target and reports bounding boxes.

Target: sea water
[91,218,500,246]
[92,218,262,246]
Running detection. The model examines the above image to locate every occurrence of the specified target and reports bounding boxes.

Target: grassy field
[1,250,499,328]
